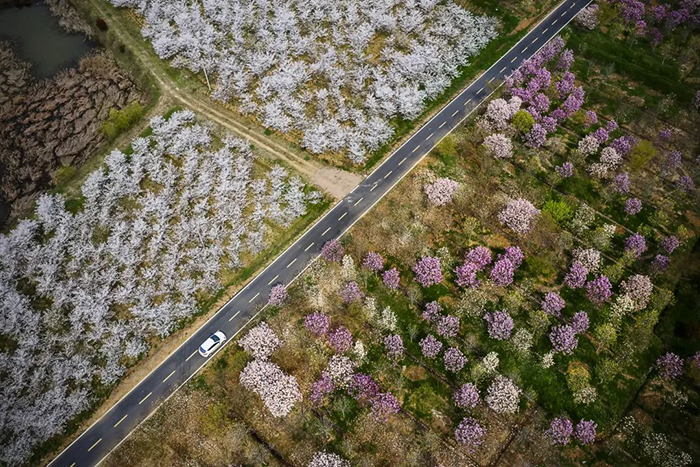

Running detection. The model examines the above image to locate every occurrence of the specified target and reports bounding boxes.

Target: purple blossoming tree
[370,392,400,422]
[328,326,353,354]
[564,261,588,289]
[490,257,515,287]
[586,275,612,305]
[382,267,400,290]
[547,417,573,445]
[455,417,487,450]
[420,334,443,359]
[484,310,514,340]
[542,292,566,317]
[339,281,363,304]
[268,284,289,307]
[348,373,379,402]
[625,233,647,258]
[321,239,344,262]
[444,347,467,372]
[384,334,405,361]
[676,175,694,192]
[525,123,547,148]
[304,311,331,336]
[575,419,597,444]
[661,235,679,254]
[455,261,480,288]
[612,172,631,194]
[571,311,590,334]
[550,325,578,354]
[309,372,335,406]
[624,198,642,216]
[438,315,460,338]
[502,246,524,268]
[454,383,481,409]
[413,256,443,287]
[656,352,684,379]
[556,162,575,178]
[362,251,384,272]
[466,246,493,270]
[422,301,442,322]
[652,254,670,272]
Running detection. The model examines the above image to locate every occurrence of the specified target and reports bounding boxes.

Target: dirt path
[89,0,361,199]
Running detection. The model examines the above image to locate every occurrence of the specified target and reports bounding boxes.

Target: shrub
[53,166,78,186]
[628,140,657,171]
[512,109,535,133]
[102,101,144,140]
[542,199,573,225]
[566,362,591,393]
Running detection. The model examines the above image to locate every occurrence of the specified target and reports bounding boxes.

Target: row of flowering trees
[112,0,498,163]
[0,110,320,465]
[317,242,531,450]
[239,322,302,417]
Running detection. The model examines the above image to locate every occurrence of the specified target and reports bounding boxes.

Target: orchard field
[106,0,561,168]
[104,1,700,467]
[0,110,328,465]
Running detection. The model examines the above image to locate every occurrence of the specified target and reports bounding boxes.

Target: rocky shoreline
[0,42,143,225]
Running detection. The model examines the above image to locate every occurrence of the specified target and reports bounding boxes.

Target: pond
[0,1,95,79]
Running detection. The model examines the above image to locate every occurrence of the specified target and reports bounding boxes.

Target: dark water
[0,1,95,78]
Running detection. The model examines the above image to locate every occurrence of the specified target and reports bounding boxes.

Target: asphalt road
[49,1,591,465]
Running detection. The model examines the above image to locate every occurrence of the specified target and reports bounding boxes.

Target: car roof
[201,337,217,351]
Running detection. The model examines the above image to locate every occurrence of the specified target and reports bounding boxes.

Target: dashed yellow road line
[114,414,128,428]
[304,242,314,251]
[267,275,279,285]
[139,392,152,405]
[248,292,260,303]
[88,438,102,452]
[162,371,176,383]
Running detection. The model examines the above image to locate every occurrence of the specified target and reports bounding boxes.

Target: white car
[199,331,226,357]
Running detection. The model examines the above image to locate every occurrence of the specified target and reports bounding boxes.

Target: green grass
[567,29,696,103]
[102,101,145,140]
